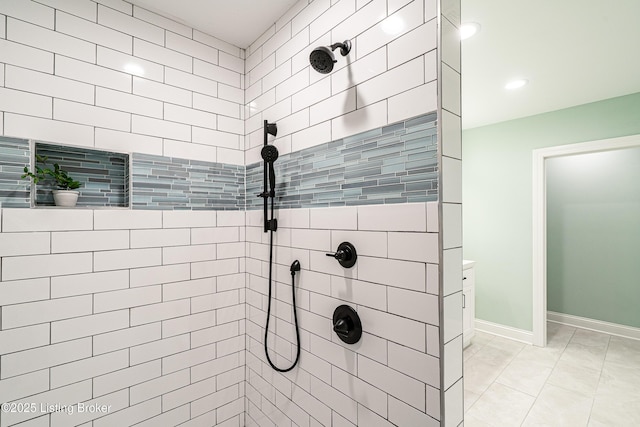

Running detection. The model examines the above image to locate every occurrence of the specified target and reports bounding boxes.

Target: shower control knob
[333,305,362,344]
[326,242,357,268]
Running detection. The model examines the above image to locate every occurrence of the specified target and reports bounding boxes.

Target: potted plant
[21,155,82,207]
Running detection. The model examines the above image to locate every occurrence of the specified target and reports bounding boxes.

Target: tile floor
[463,322,640,426]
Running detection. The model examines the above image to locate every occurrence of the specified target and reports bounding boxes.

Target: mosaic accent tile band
[0,136,31,208]
[35,143,129,207]
[246,112,438,209]
[132,154,244,210]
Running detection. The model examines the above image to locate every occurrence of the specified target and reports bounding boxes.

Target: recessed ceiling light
[460,22,480,40]
[505,79,528,90]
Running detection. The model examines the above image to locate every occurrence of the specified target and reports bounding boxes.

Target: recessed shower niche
[30,142,130,208]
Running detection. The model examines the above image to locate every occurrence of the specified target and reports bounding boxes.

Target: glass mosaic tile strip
[34,143,129,207]
[0,136,31,208]
[246,112,438,209]
[132,154,245,210]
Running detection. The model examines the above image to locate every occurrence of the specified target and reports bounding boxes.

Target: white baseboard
[548,311,640,341]
[474,319,533,345]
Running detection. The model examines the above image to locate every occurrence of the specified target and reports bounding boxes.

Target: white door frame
[532,134,640,347]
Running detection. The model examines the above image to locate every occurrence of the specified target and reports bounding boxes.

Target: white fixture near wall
[462,260,476,347]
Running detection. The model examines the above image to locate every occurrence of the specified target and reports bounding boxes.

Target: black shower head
[261,144,279,163]
[265,122,277,137]
[309,40,351,74]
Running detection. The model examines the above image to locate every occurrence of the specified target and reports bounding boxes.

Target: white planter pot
[52,190,79,207]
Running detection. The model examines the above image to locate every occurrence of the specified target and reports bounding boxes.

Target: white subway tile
[57,10,131,54]
[2,208,92,232]
[441,109,461,160]
[330,276,386,310]
[217,273,244,292]
[442,63,461,116]
[134,38,191,72]
[163,277,216,301]
[0,232,49,257]
[441,156,462,203]
[358,306,425,350]
[96,128,163,154]
[166,32,218,63]
[389,396,439,427]
[388,20,436,69]
[276,108,310,137]
[93,359,159,397]
[0,369,49,404]
[388,341,439,386]
[8,17,95,62]
[332,365,387,417]
[442,203,462,250]
[93,285,161,313]
[193,30,241,58]
[93,323,161,355]
[52,310,129,343]
[194,59,241,88]
[388,286,438,325]
[444,335,462,389]
[290,228,331,251]
[163,140,217,162]
[291,76,330,112]
[426,201,438,233]
[164,68,217,98]
[190,322,239,349]
[357,57,423,108]
[51,230,129,253]
[263,20,292,56]
[276,26,309,67]
[443,291,462,343]
[130,299,190,326]
[1,337,91,379]
[262,60,291,93]
[290,121,331,152]
[441,15,460,72]
[310,376,357,424]
[357,0,423,58]
[218,115,244,135]
[37,0,96,21]
[358,354,426,411]
[248,53,275,87]
[388,231,438,263]
[51,270,128,298]
[357,202,426,231]
[0,324,49,354]
[133,76,191,106]
[5,65,93,104]
[0,13,4,38]
[192,289,239,315]
[245,48,263,74]
[218,83,243,104]
[388,81,437,123]
[51,349,129,388]
[276,67,309,102]
[162,210,216,228]
[309,206,357,231]
[216,241,245,259]
[425,46,438,82]
[192,127,240,149]
[130,334,190,365]
[130,228,189,248]
[217,147,244,165]
[310,87,356,125]
[133,6,191,38]
[55,55,131,92]
[54,98,130,130]
[96,86,162,118]
[93,397,161,427]
[0,38,53,73]
[309,334,357,374]
[133,115,191,141]
[444,378,463,426]
[292,385,332,427]
[193,93,239,119]
[4,113,94,146]
[97,46,164,82]
[331,46,385,95]
[0,0,54,28]
[130,369,190,404]
[0,277,49,306]
[291,0,329,35]
[332,0,385,43]
[162,311,216,338]
[98,4,163,45]
[130,263,190,287]
[331,100,386,140]
[52,389,129,426]
[263,97,292,123]
[0,87,51,118]
[358,256,425,291]
[93,209,161,229]
[94,247,161,271]
[310,0,356,40]
[162,343,216,375]
[2,252,92,281]
[165,103,217,129]
[331,230,387,258]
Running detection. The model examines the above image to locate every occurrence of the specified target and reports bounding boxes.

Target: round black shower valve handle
[326,242,357,268]
[333,305,362,344]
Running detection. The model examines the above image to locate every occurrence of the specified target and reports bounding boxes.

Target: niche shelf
[31,142,130,208]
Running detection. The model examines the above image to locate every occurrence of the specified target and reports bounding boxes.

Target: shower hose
[264,195,301,372]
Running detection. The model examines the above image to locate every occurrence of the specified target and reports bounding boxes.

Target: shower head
[265,122,277,137]
[309,40,351,74]
[261,144,279,163]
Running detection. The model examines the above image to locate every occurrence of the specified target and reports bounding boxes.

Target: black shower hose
[264,195,301,372]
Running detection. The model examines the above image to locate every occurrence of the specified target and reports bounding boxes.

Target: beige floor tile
[605,335,640,366]
[596,359,640,399]
[546,359,601,396]
[464,382,535,426]
[569,328,610,348]
[516,343,563,368]
[464,387,481,412]
[463,357,506,395]
[521,384,593,427]
[559,342,606,371]
[589,394,640,426]
[495,356,553,397]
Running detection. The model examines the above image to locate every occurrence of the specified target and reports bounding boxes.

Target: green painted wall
[462,92,640,331]
[546,148,640,328]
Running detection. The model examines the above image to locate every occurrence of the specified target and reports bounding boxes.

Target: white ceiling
[128,0,640,130]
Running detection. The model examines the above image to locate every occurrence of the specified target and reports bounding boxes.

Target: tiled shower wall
[0,1,247,426]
